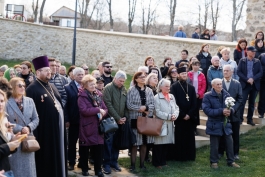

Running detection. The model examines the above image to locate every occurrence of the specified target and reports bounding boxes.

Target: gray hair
[59,65,66,70]
[211,78,222,85]
[137,66,149,73]
[223,64,234,71]
[0,65,8,72]
[114,70,127,79]
[157,78,171,93]
[145,73,157,85]
[211,56,220,63]
[73,67,85,76]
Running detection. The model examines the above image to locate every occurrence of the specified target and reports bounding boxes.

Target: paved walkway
[68,150,138,177]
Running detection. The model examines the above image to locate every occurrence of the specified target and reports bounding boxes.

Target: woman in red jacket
[78,74,108,177]
[188,61,206,135]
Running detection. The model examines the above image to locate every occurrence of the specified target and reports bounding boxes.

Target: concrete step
[196,125,209,137]
[200,116,207,126]
[240,122,263,134]
[195,135,210,148]
[242,114,265,124]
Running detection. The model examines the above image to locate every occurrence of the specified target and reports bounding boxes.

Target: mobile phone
[18,134,27,142]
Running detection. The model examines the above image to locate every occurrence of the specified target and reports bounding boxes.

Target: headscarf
[4,68,17,81]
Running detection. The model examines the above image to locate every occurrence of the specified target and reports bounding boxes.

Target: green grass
[118,126,265,177]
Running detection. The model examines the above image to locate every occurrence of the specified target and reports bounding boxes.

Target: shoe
[210,163,218,169]
[82,171,89,176]
[139,165,147,170]
[110,164,121,172]
[129,165,135,171]
[103,166,111,174]
[97,172,104,177]
[234,155,240,160]
[68,165,74,171]
[228,162,240,168]
[259,114,264,118]
[247,121,255,126]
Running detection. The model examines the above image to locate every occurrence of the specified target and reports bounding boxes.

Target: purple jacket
[78,89,108,146]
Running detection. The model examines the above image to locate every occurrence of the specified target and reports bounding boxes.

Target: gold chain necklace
[36,79,60,111]
[178,81,189,101]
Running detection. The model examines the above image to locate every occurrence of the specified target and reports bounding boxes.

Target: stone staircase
[195,104,265,148]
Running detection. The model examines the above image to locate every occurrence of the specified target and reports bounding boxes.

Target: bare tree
[210,0,220,30]
[232,0,246,41]
[128,0,137,33]
[78,0,100,28]
[106,0,114,31]
[169,0,177,36]
[198,0,210,31]
[39,0,46,23]
[32,0,39,22]
[141,0,160,34]
[203,0,210,29]
[92,0,108,30]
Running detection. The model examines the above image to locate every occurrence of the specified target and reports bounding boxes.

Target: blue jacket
[202,89,233,136]
[192,32,200,39]
[207,65,223,90]
[174,30,187,38]
[237,57,263,90]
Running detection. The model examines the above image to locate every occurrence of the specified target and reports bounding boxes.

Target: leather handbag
[21,135,40,152]
[99,117,118,134]
[137,116,163,136]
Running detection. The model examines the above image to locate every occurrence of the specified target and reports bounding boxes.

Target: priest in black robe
[170,66,197,161]
[26,56,67,177]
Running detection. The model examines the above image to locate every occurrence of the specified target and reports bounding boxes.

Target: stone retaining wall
[0,18,237,74]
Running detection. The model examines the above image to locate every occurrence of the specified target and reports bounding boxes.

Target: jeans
[210,134,234,164]
[103,132,119,167]
[240,84,258,122]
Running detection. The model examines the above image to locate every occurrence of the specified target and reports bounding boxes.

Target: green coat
[103,82,128,122]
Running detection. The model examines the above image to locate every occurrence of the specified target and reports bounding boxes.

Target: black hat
[177,67,187,74]
[96,77,105,83]
[246,46,257,52]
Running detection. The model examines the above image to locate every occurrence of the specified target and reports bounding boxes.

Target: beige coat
[154,92,179,145]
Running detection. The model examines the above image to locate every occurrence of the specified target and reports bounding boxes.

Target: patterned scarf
[86,90,101,107]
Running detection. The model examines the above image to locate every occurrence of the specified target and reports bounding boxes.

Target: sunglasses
[17,84,26,88]
[171,70,177,73]
[104,66,112,68]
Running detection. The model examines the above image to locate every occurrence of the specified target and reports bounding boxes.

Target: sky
[5,0,247,32]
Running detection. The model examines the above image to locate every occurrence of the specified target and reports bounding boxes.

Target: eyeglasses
[104,66,112,68]
[17,84,25,88]
[171,70,177,73]
[83,68,89,71]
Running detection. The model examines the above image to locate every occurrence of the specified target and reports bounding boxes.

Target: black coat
[255,47,265,58]
[0,132,12,171]
[160,66,169,78]
[196,52,212,77]
[237,57,263,91]
[233,49,246,64]
[64,80,80,125]
[200,33,210,40]
[258,53,265,82]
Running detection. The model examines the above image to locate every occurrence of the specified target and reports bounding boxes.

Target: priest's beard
[178,76,187,82]
[38,74,51,83]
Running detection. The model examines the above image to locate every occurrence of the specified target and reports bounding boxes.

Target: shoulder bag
[22,135,40,152]
[137,116,163,136]
[99,115,118,134]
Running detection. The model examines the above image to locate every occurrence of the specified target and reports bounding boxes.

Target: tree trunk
[106,0,113,31]
[128,0,137,33]
[32,0,39,22]
[169,0,177,36]
[232,0,236,41]
[39,0,46,23]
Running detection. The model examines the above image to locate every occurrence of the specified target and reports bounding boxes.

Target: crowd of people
[0,31,264,176]
[174,26,218,40]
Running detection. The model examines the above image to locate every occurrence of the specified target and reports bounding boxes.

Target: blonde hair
[145,73,157,85]
[9,77,26,98]
[0,90,7,136]
[220,47,231,54]
[81,74,96,88]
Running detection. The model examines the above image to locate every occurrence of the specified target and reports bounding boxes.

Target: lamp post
[72,0,77,65]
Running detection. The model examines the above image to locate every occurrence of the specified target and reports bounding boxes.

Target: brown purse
[21,135,40,152]
[137,116,163,136]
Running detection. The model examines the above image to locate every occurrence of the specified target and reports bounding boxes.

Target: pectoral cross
[186,94,189,101]
[54,101,60,112]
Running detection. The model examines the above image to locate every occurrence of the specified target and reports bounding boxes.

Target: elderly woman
[129,66,149,87]
[78,75,107,177]
[6,77,39,177]
[127,72,155,171]
[18,61,36,88]
[160,57,173,78]
[207,56,223,90]
[153,79,179,168]
[233,39,247,64]
[4,68,16,81]
[219,47,238,80]
[67,66,76,83]
[166,66,178,85]
[0,65,8,78]
[0,90,22,173]
[145,73,158,95]
[188,61,206,134]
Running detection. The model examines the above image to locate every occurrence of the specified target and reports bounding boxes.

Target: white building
[50,6,81,28]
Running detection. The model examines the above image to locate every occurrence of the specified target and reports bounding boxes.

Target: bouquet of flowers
[224,97,235,127]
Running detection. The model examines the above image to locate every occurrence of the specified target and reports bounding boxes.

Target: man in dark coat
[192,27,200,39]
[218,65,243,160]
[26,56,67,177]
[64,67,85,170]
[175,50,189,68]
[202,78,240,169]
[237,46,263,125]
[170,66,197,161]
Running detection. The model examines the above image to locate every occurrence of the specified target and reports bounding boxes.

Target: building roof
[50,6,81,19]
